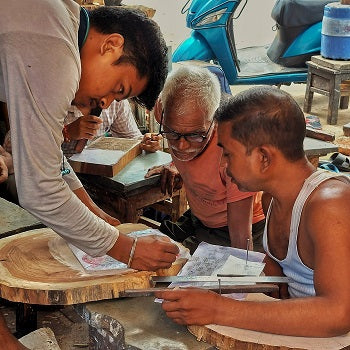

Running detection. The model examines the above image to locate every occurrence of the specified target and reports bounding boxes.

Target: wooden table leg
[15,303,37,338]
[303,70,314,113]
[328,75,342,125]
[340,95,349,109]
[171,188,187,221]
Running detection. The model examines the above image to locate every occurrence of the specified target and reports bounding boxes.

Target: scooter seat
[271,0,337,27]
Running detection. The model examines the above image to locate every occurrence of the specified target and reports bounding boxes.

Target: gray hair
[161,65,221,121]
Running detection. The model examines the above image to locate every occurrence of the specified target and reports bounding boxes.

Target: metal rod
[119,284,279,298]
[245,238,250,266]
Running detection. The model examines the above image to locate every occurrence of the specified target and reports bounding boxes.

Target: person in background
[62,100,162,158]
[146,66,265,253]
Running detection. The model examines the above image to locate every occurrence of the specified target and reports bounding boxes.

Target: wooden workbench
[78,293,350,350]
[304,136,338,167]
[77,139,334,224]
[78,151,187,223]
[0,197,43,238]
[76,296,213,350]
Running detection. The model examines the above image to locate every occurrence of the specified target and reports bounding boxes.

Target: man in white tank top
[156,86,350,338]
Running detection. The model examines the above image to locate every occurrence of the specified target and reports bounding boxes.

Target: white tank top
[263,170,350,298]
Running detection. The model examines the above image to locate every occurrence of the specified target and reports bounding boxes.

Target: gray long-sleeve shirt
[0,0,119,256]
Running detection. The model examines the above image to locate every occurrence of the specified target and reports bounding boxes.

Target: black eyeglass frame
[158,110,215,143]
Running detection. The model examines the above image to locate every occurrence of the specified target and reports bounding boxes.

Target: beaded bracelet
[127,237,138,268]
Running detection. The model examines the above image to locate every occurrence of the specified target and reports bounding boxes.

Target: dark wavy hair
[89,6,168,110]
[215,87,306,161]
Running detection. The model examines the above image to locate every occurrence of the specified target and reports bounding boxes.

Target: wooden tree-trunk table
[0,224,186,337]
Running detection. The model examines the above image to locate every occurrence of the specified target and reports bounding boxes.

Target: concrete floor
[1,301,89,350]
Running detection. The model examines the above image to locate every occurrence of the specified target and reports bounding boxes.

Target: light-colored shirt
[0,0,119,256]
[172,130,264,228]
[62,100,142,157]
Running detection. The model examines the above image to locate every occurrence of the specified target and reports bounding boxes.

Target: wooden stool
[303,55,350,125]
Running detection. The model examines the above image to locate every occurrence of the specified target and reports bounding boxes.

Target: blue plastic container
[321,2,350,59]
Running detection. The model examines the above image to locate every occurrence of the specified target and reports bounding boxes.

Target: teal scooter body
[173,0,335,85]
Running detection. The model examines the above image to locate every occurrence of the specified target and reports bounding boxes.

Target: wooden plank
[311,55,350,71]
[334,136,350,156]
[312,74,330,92]
[78,150,172,195]
[0,224,187,305]
[68,137,141,177]
[109,150,171,193]
[19,328,61,350]
[305,127,335,142]
[0,197,44,238]
[343,122,350,137]
[303,137,338,157]
[188,293,350,350]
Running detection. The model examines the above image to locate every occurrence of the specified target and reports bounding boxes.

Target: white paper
[173,242,265,287]
[216,255,265,277]
[69,228,190,276]
[69,149,125,165]
[155,242,266,302]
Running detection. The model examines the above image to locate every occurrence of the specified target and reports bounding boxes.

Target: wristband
[127,237,138,268]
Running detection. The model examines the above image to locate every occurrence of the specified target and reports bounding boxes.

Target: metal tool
[119,283,279,298]
[245,238,250,266]
[74,106,102,153]
[152,276,289,284]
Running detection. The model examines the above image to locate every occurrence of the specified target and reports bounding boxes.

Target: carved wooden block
[68,137,141,177]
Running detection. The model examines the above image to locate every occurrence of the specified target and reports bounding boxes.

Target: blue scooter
[173,0,336,85]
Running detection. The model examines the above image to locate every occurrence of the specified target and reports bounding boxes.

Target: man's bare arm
[0,313,28,350]
[227,197,253,249]
[263,255,289,299]
[156,182,350,337]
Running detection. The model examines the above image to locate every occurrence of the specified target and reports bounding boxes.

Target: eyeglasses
[158,111,215,143]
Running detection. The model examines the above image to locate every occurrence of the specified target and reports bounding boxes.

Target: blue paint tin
[321,2,350,59]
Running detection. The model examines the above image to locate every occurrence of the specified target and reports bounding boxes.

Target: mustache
[171,146,199,153]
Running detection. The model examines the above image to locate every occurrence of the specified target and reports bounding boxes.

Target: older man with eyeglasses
[146,65,265,253]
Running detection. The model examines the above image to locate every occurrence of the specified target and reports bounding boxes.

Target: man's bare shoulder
[308,176,350,204]
[304,176,350,239]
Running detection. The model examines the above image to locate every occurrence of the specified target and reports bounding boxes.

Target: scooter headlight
[195,8,227,27]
